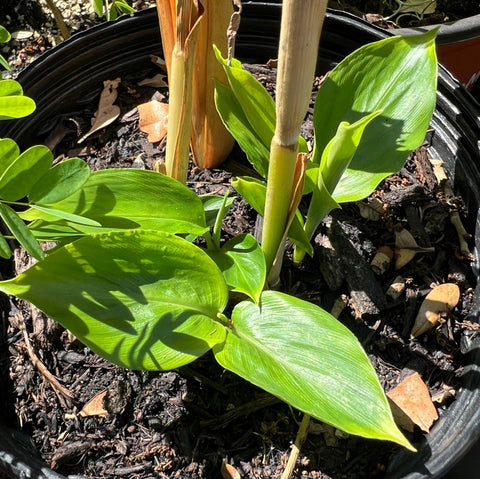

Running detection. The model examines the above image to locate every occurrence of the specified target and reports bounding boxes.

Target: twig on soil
[16,312,74,407]
[430,158,475,261]
[43,0,71,39]
[280,413,311,479]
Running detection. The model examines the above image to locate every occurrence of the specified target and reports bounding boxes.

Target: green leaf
[207,234,265,302]
[0,231,11,258]
[0,203,44,260]
[29,158,91,204]
[0,138,20,171]
[29,205,102,227]
[200,194,235,228]
[108,4,118,20]
[215,46,276,150]
[313,30,437,203]
[114,0,135,14]
[22,169,208,237]
[0,145,53,201]
[92,0,104,17]
[214,291,412,448]
[215,81,270,178]
[0,57,10,71]
[0,79,22,97]
[0,80,36,119]
[0,230,228,370]
[231,176,313,256]
[302,111,382,248]
[0,26,11,44]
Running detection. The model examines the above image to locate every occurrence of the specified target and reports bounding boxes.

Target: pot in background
[1,4,480,478]
[395,14,480,94]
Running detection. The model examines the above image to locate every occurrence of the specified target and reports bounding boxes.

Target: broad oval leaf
[0,203,44,260]
[0,230,228,370]
[22,169,208,237]
[0,145,53,201]
[0,80,35,119]
[313,30,437,203]
[0,79,23,97]
[0,138,20,171]
[207,234,265,303]
[214,291,412,448]
[29,157,91,204]
[0,95,36,120]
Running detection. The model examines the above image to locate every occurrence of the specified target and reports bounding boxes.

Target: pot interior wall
[1,4,480,479]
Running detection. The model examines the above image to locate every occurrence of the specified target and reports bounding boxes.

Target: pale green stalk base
[261,139,298,278]
[281,413,311,479]
[165,50,193,184]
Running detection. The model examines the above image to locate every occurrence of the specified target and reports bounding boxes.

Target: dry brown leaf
[138,100,169,143]
[137,74,168,88]
[221,460,241,479]
[411,283,460,338]
[78,78,121,143]
[79,388,108,417]
[387,372,438,433]
[394,228,434,270]
[356,197,385,221]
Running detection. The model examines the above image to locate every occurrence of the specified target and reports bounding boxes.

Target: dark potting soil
[0,59,477,479]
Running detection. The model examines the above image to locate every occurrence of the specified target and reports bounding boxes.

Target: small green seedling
[92,0,136,21]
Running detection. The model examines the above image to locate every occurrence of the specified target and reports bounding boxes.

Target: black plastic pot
[1,4,480,479]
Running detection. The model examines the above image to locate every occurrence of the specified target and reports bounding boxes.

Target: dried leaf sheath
[191,0,235,169]
[156,0,235,180]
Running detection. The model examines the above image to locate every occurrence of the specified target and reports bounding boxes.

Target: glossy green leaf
[214,291,412,448]
[29,157,91,204]
[313,30,437,203]
[0,231,11,259]
[0,203,44,260]
[302,111,382,247]
[0,79,22,97]
[22,169,208,237]
[215,81,270,178]
[92,0,104,16]
[0,57,11,71]
[0,26,11,44]
[0,80,35,119]
[0,230,228,370]
[215,46,275,150]
[208,234,265,302]
[29,205,102,227]
[231,176,313,256]
[200,194,235,228]
[0,145,53,201]
[0,138,20,171]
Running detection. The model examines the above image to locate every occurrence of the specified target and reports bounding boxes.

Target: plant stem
[281,413,311,479]
[261,0,327,281]
[44,0,71,39]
